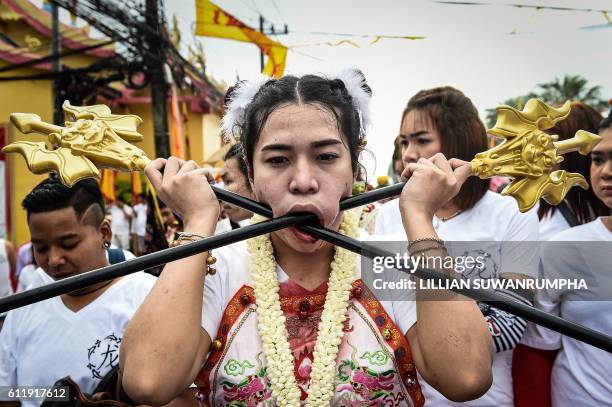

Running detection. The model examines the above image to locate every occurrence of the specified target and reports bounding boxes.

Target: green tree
[535,74,607,110]
[485,74,608,128]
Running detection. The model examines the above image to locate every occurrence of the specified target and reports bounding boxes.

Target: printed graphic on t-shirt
[86,333,121,379]
[459,249,499,279]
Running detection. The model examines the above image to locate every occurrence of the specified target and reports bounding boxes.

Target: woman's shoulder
[472,190,521,213]
[207,239,253,285]
[549,218,611,242]
[470,191,539,236]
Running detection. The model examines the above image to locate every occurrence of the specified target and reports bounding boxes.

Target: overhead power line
[433,1,612,14]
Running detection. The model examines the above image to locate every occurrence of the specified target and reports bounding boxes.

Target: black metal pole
[2,185,612,353]
[259,15,265,71]
[206,182,406,218]
[296,226,612,353]
[0,214,310,313]
[51,3,63,126]
[146,0,170,158]
[208,186,612,353]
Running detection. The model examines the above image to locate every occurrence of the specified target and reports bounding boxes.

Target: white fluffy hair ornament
[220,69,372,143]
[220,75,270,143]
[335,68,372,138]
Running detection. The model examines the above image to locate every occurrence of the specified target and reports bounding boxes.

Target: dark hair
[224,143,251,192]
[22,177,106,226]
[229,72,371,175]
[538,102,607,223]
[391,135,403,177]
[402,86,490,211]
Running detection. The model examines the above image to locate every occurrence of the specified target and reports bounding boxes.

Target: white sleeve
[374,200,396,235]
[0,311,18,391]
[520,249,562,350]
[520,297,561,350]
[201,252,230,340]
[499,206,540,278]
[392,299,417,335]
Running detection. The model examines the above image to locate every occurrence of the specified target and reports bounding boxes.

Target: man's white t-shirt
[16,250,137,292]
[108,204,133,236]
[0,271,156,407]
[0,241,11,298]
[132,203,147,237]
[521,217,612,407]
[374,191,540,407]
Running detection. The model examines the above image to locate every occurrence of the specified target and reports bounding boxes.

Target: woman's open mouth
[285,209,325,244]
[289,226,319,243]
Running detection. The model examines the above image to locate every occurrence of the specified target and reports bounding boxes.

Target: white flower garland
[248,212,358,406]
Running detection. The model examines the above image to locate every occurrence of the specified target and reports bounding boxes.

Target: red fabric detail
[352,279,424,407]
[512,344,558,407]
[195,285,254,406]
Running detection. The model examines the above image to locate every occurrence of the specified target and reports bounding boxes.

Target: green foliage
[486,74,608,128]
[116,180,133,204]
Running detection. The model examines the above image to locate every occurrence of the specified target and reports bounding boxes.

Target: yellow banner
[131,172,142,199]
[100,169,116,202]
[169,84,185,159]
[195,0,287,77]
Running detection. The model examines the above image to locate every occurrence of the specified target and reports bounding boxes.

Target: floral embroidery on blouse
[197,280,423,406]
[220,353,273,406]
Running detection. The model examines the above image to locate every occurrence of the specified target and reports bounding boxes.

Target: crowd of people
[0,70,610,407]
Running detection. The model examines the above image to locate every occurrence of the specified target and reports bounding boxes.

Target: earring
[103,241,111,249]
[358,138,367,147]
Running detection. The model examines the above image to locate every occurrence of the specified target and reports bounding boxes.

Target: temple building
[0,0,225,245]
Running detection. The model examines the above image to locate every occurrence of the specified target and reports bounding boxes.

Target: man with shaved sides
[0,177,156,406]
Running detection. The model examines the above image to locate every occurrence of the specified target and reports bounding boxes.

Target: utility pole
[146,0,170,158]
[51,3,63,125]
[259,15,264,72]
[258,15,289,73]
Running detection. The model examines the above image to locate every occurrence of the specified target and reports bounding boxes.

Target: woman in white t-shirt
[375,86,540,407]
[534,102,608,241]
[519,110,612,407]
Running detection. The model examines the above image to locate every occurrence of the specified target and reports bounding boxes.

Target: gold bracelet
[408,237,444,250]
[169,233,217,275]
[409,245,447,256]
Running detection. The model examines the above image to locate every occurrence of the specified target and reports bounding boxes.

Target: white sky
[168,0,612,181]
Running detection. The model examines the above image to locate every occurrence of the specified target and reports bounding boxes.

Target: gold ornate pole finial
[471,99,601,212]
[2,101,151,187]
[3,99,601,213]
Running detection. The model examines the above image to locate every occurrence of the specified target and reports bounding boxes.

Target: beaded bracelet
[170,232,217,275]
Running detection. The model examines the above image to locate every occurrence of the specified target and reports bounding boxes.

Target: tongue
[292,227,318,243]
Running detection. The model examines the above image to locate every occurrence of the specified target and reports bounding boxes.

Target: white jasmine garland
[248,212,358,406]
